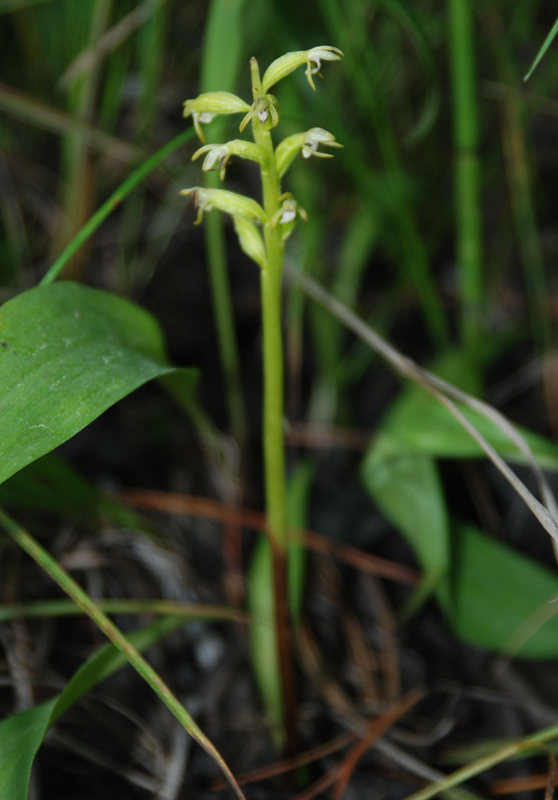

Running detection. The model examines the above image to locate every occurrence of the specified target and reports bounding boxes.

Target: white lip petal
[280,209,297,224]
[198,112,216,124]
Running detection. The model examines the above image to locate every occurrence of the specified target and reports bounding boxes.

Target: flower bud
[239,94,280,133]
[183,92,250,142]
[233,217,266,268]
[261,46,343,93]
[180,187,267,226]
[275,127,342,177]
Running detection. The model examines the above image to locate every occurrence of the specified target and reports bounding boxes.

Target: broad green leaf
[0,282,195,486]
[437,523,558,659]
[0,616,185,800]
[373,349,558,469]
[379,384,558,468]
[362,434,449,612]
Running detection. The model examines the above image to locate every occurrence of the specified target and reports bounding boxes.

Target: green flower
[183,92,250,142]
[269,193,307,242]
[262,46,343,93]
[275,128,342,178]
[192,139,265,180]
[239,94,280,133]
[180,187,267,226]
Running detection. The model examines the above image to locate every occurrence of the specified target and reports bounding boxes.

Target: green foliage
[0,616,187,800]
[0,281,194,486]
[438,522,558,658]
[3,0,558,794]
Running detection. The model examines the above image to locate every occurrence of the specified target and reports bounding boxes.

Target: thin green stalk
[0,507,246,800]
[0,598,249,623]
[40,128,194,285]
[404,723,558,800]
[249,57,295,753]
[250,58,287,552]
[448,0,483,361]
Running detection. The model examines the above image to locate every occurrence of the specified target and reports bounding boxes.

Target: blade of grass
[448,0,483,362]
[405,724,558,800]
[40,127,194,284]
[0,599,249,623]
[524,16,558,81]
[0,507,246,800]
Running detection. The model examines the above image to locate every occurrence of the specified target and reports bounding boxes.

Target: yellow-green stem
[250,58,287,553]
[249,58,296,753]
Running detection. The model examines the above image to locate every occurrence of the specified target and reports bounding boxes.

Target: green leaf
[375,352,558,468]
[524,16,558,81]
[0,282,195,486]
[362,434,449,612]
[0,616,185,800]
[437,522,558,659]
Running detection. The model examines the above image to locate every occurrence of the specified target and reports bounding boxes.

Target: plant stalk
[250,57,296,753]
[448,0,483,362]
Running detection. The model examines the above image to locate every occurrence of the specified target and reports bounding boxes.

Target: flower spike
[183,91,250,142]
[262,46,343,93]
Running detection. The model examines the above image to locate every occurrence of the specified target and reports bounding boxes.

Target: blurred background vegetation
[2,0,558,436]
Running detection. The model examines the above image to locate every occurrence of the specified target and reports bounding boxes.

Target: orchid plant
[181,46,343,747]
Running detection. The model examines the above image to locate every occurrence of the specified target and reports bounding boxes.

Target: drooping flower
[239,94,280,133]
[275,128,342,177]
[268,193,307,242]
[261,46,343,93]
[183,92,250,142]
[192,139,265,180]
[180,187,267,226]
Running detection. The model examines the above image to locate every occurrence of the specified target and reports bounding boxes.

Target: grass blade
[448,0,483,360]
[0,509,247,800]
[40,128,194,285]
[524,16,558,81]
